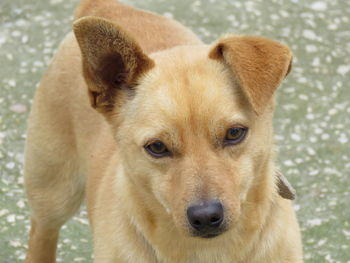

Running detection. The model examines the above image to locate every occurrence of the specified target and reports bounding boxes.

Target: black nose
[187,201,224,234]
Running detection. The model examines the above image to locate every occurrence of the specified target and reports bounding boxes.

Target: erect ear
[73,16,154,114]
[209,36,292,114]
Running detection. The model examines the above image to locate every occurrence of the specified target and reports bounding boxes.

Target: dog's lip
[190,226,227,239]
[201,233,220,238]
[193,231,224,239]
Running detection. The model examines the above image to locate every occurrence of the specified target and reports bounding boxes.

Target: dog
[24,0,303,262]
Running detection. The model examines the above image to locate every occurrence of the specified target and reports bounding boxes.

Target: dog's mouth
[201,233,220,239]
[190,224,227,239]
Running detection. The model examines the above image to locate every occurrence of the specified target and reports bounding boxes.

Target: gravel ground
[0,0,349,262]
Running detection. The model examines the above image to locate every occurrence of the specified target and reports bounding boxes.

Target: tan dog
[24,0,303,262]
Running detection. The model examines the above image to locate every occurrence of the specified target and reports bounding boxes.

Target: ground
[0,0,349,262]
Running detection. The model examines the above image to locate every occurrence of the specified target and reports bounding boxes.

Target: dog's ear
[209,36,292,114]
[73,16,154,114]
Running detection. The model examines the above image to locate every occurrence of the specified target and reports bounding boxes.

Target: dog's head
[74,17,292,238]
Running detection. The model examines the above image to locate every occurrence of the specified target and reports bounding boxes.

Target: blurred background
[0,0,349,262]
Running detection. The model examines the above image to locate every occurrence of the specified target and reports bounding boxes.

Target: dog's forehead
[126,46,254,146]
[139,46,250,121]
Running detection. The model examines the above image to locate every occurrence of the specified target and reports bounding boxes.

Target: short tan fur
[24,0,302,262]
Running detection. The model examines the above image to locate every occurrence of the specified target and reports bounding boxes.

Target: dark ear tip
[73,16,93,30]
[73,16,114,37]
[73,16,94,39]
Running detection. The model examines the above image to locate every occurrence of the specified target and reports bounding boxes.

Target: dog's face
[74,17,292,238]
[117,48,274,237]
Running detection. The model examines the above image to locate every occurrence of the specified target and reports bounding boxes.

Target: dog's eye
[224,127,248,145]
[144,141,170,158]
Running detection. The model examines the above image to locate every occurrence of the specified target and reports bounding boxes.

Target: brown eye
[144,141,170,158]
[224,127,248,145]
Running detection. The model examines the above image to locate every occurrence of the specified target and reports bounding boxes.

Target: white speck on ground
[310,1,328,11]
[337,65,350,76]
